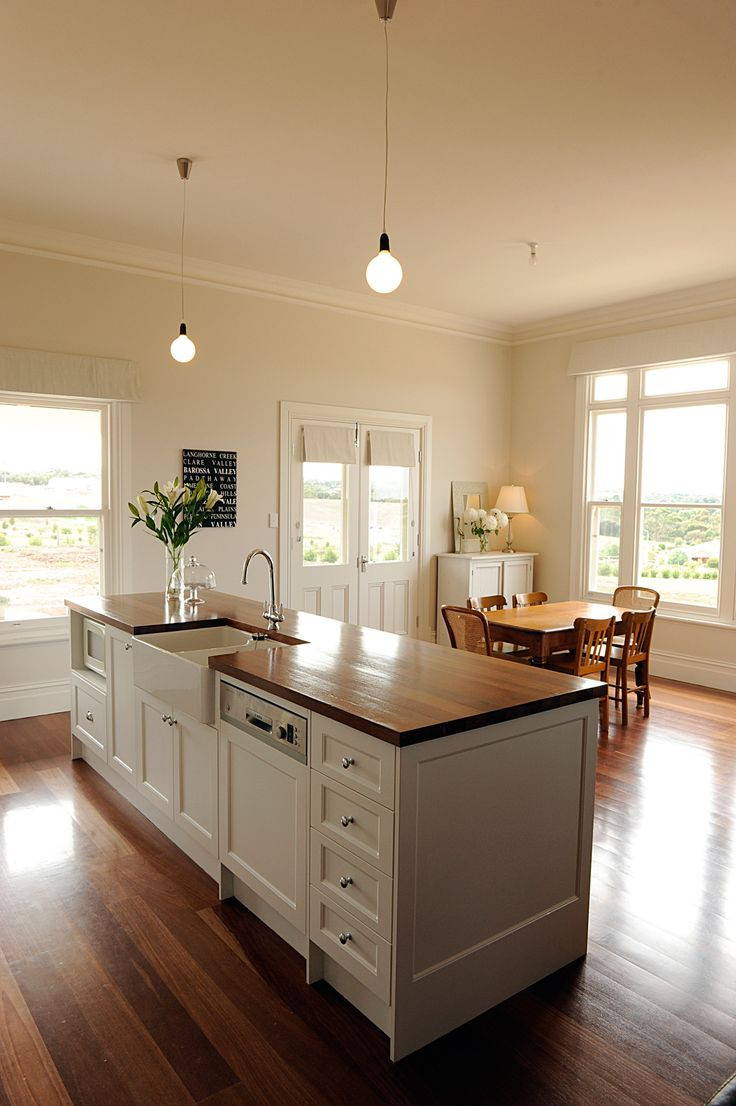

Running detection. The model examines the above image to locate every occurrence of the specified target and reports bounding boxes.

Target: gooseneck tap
[242,548,284,630]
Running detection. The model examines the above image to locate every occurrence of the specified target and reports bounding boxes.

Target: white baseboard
[0,678,70,721]
[650,649,736,694]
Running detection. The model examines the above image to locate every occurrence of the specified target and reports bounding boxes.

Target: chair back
[613,585,660,611]
[620,608,655,663]
[572,616,615,678]
[512,591,548,608]
[442,605,493,656]
[467,594,505,612]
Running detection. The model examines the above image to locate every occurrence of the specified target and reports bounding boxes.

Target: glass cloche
[180,556,216,605]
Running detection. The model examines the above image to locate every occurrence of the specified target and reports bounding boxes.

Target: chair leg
[599,676,609,734]
[643,659,650,718]
[620,662,629,727]
[635,660,645,708]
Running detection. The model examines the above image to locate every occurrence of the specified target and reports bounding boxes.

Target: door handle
[359,555,369,573]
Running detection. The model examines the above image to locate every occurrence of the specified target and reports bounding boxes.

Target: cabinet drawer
[311,713,395,809]
[72,677,107,757]
[310,773,394,875]
[310,831,393,941]
[310,887,391,1002]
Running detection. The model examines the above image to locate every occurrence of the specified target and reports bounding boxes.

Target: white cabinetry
[436,552,537,646]
[175,712,218,856]
[135,689,174,816]
[219,717,308,933]
[107,626,136,782]
[308,711,396,1005]
[71,676,107,757]
[134,688,218,856]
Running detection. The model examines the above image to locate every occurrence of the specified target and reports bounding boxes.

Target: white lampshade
[495,485,529,515]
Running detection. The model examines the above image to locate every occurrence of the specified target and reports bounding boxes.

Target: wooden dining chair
[612,585,660,611]
[442,605,493,656]
[546,616,615,733]
[512,591,548,608]
[609,608,655,726]
[468,595,506,652]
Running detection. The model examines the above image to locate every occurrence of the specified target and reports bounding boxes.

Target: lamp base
[503,515,516,554]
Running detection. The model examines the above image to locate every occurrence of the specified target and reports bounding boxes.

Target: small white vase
[461,538,481,553]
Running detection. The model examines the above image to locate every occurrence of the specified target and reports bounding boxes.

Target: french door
[286,414,422,636]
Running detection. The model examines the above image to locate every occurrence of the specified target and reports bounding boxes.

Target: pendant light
[170,157,196,363]
[365,0,403,294]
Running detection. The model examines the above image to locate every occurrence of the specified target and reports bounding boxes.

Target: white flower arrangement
[460,506,508,551]
[129,476,223,595]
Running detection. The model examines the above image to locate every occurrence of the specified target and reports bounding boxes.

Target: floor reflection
[627,738,712,936]
[3,800,74,874]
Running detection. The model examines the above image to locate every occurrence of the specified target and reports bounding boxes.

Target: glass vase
[164,546,185,600]
[479,534,488,553]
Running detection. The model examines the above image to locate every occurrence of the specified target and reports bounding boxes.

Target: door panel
[289,428,359,623]
[358,428,419,636]
[288,417,421,636]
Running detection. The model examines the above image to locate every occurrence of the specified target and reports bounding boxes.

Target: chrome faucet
[242,548,284,630]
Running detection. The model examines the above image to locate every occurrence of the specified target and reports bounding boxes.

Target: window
[579,358,734,618]
[301,461,349,565]
[0,397,111,622]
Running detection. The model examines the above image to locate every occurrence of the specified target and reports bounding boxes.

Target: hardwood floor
[1,680,735,1105]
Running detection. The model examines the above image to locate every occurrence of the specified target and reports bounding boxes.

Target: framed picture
[451,481,488,552]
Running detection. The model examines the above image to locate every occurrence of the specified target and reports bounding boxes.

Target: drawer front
[310,773,394,875]
[72,678,107,757]
[309,887,391,1002]
[310,831,393,941]
[312,713,396,809]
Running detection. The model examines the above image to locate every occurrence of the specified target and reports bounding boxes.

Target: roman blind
[302,424,357,464]
[0,346,141,400]
[568,316,736,376]
[367,429,416,467]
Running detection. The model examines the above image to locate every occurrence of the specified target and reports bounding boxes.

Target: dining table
[483,600,628,664]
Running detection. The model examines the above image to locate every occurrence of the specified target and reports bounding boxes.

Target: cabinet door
[108,628,136,782]
[219,719,307,933]
[470,560,503,602]
[502,558,533,605]
[135,689,174,817]
[174,715,218,856]
[71,676,107,758]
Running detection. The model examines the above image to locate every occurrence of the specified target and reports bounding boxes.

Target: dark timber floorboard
[1,677,735,1105]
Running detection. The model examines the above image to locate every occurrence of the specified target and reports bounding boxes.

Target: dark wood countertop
[66,591,604,746]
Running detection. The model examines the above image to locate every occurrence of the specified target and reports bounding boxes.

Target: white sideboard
[436,552,538,646]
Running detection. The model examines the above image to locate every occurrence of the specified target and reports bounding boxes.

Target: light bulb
[366,232,403,294]
[170,322,196,363]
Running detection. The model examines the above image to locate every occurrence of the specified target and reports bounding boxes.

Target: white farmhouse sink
[133,626,285,724]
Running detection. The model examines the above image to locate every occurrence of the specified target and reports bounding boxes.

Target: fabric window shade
[568,316,736,376]
[367,430,416,467]
[302,424,357,464]
[0,346,141,400]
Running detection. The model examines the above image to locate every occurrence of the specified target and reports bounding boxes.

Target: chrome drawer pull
[85,710,94,722]
[339,876,353,888]
[341,756,355,769]
[162,713,171,723]
[168,717,177,727]
[340,815,354,827]
[124,642,132,651]
[338,931,352,945]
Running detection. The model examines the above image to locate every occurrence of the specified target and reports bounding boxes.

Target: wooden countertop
[66,591,604,746]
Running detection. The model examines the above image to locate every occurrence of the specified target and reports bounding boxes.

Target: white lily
[205,489,223,510]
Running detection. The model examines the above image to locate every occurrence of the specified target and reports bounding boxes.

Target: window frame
[0,392,125,639]
[572,357,736,625]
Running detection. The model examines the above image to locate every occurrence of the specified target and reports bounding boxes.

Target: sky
[0,405,101,476]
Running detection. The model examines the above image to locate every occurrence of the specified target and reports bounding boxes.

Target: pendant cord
[179,178,187,321]
[382,19,390,235]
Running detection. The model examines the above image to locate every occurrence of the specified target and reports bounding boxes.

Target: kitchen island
[66,590,603,1060]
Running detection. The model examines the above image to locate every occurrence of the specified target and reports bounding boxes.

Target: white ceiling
[3,0,736,329]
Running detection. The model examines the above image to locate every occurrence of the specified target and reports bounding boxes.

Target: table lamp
[494,485,528,553]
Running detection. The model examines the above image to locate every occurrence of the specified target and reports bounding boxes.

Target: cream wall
[0,249,511,717]
[509,311,736,692]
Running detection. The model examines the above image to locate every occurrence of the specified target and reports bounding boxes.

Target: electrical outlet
[269,512,279,528]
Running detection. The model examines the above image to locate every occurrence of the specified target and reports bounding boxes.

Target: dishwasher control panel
[220,682,308,765]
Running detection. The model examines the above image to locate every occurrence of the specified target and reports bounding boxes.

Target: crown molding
[0,218,512,346]
[510,276,736,345]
